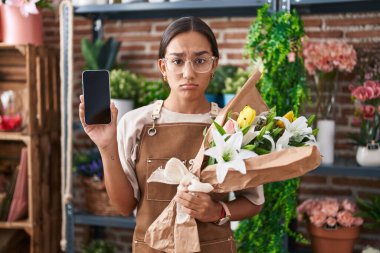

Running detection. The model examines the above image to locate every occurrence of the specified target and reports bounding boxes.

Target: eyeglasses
[161,56,217,74]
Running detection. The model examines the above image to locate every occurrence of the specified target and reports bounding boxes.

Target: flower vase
[111,98,134,123]
[0,5,43,45]
[307,223,360,253]
[356,145,380,167]
[313,71,338,119]
[317,119,335,164]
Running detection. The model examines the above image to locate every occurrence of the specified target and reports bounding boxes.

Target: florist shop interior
[0,0,380,252]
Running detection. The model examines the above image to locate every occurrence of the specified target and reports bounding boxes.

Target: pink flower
[352,86,372,101]
[342,199,356,213]
[223,119,236,134]
[362,105,375,120]
[337,210,355,227]
[5,0,40,17]
[353,217,364,226]
[326,217,337,227]
[320,198,339,216]
[364,80,380,98]
[287,52,296,63]
[310,211,327,227]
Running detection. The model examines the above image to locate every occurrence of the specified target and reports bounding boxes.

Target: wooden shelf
[0,220,32,230]
[0,132,31,142]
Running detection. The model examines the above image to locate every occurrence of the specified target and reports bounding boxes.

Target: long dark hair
[158,17,219,59]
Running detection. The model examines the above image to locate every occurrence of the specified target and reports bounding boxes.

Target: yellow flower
[277,111,295,128]
[237,105,256,129]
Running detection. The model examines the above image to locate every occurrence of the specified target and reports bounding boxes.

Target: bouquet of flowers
[297,198,363,229]
[145,69,322,253]
[350,80,380,146]
[303,40,357,75]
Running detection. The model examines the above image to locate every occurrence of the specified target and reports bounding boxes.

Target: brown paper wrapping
[144,69,322,252]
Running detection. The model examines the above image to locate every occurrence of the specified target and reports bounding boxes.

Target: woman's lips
[179,83,199,90]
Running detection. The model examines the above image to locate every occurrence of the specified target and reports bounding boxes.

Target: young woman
[79,16,264,253]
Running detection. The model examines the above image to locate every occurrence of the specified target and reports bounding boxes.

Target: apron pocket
[200,236,236,253]
[146,158,178,201]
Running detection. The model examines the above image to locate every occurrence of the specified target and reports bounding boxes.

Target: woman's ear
[157,59,166,77]
[212,57,219,72]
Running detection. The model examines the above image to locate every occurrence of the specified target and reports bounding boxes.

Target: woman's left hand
[175,190,221,223]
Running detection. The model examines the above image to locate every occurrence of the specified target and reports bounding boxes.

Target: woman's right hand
[79,95,118,151]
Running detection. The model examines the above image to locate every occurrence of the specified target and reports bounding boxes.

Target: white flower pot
[356,146,380,167]
[317,119,335,165]
[111,99,134,123]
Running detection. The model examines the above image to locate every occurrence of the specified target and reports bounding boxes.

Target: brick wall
[41,9,380,253]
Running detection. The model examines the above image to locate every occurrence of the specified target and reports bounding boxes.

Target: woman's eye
[194,58,206,65]
[172,59,184,65]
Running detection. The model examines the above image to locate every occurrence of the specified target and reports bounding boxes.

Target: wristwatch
[214,201,231,226]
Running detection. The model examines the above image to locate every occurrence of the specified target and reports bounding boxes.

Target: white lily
[275,116,316,150]
[205,129,257,183]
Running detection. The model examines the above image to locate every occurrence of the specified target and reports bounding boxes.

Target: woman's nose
[182,60,196,80]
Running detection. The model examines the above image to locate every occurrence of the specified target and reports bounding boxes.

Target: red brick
[306,31,344,38]
[105,25,151,33]
[299,187,352,196]
[336,95,353,103]
[326,17,380,27]
[121,53,157,61]
[120,45,146,52]
[209,20,252,29]
[218,42,245,49]
[341,108,355,115]
[224,33,247,40]
[150,44,160,51]
[357,191,380,199]
[73,18,92,27]
[347,30,380,38]
[302,19,322,28]
[332,178,380,188]
[126,62,155,69]
[226,53,244,60]
[300,175,327,184]
[120,35,162,42]
[335,143,354,149]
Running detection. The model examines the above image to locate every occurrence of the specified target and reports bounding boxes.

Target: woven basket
[82,178,119,216]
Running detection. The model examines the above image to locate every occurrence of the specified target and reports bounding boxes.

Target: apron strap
[148,100,164,136]
[148,100,219,136]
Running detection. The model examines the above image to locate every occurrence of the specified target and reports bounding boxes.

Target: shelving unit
[0,44,61,253]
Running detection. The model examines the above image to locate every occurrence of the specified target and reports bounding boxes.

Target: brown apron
[132,100,236,253]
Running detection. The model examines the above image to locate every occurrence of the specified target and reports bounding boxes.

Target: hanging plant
[235,4,309,253]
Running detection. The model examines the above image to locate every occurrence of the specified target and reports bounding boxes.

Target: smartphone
[82,70,111,125]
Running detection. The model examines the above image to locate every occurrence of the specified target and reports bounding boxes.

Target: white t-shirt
[117,101,265,205]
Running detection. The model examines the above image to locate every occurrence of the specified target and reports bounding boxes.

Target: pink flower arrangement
[297,198,363,229]
[350,80,380,146]
[2,0,51,17]
[303,41,357,75]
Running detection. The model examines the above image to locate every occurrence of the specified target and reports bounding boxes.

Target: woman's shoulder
[118,101,158,128]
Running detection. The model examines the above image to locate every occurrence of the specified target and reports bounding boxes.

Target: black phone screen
[82,70,111,125]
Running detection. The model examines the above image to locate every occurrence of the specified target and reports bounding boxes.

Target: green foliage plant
[80,240,114,253]
[109,69,139,100]
[222,68,250,94]
[235,4,309,253]
[81,37,121,70]
[356,195,380,229]
[136,79,170,107]
[207,65,238,94]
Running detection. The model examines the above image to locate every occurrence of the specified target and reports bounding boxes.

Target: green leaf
[213,121,226,136]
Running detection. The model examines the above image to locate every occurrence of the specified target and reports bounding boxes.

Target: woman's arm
[175,191,262,223]
[99,141,137,216]
[79,95,137,216]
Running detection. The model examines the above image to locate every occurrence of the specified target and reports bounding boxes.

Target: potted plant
[235,4,308,253]
[356,195,380,230]
[222,67,250,106]
[109,69,140,122]
[349,80,380,166]
[80,240,115,253]
[303,40,357,165]
[297,198,364,253]
[135,79,169,108]
[81,37,121,70]
[0,0,51,45]
[73,151,118,216]
[206,65,237,107]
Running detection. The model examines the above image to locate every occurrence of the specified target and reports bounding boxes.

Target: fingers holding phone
[80,70,118,150]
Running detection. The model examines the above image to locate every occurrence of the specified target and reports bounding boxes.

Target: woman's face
[158,31,218,101]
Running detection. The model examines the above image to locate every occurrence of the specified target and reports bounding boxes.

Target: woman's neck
[163,95,210,114]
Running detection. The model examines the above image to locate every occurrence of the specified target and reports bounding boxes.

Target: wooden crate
[0,44,60,134]
[0,44,61,253]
